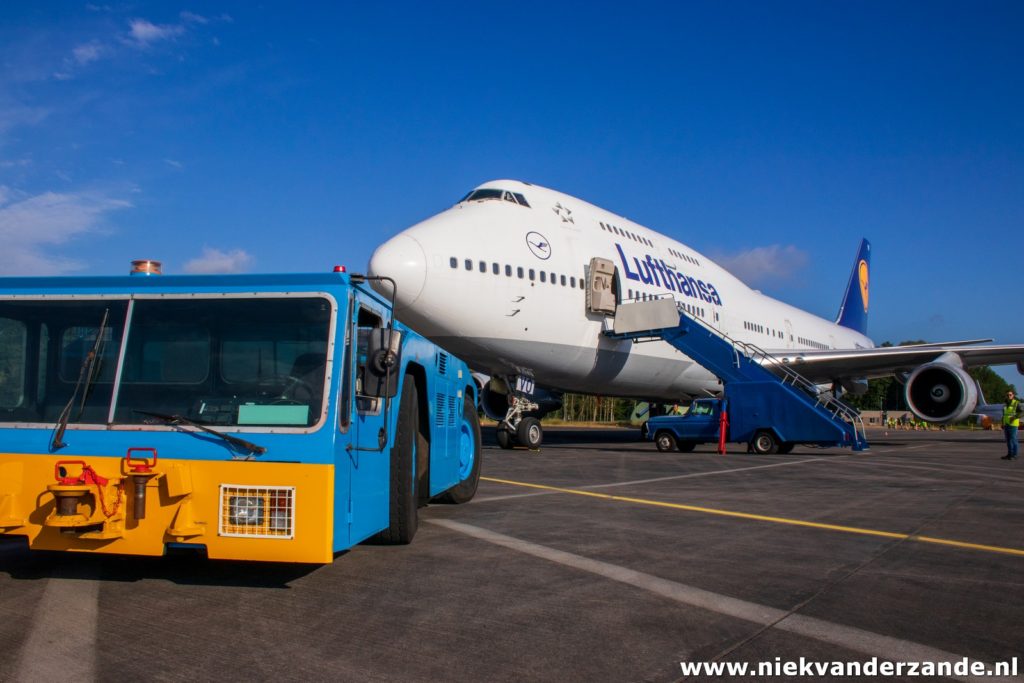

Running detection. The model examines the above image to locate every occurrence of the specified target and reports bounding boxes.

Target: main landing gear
[496,385,544,450]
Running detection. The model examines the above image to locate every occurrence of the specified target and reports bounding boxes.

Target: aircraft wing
[764,340,1024,382]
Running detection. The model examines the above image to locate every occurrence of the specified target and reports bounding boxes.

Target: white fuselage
[368,180,873,401]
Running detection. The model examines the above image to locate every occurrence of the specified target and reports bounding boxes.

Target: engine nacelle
[479,377,511,421]
[904,360,978,424]
[478,376,563,421]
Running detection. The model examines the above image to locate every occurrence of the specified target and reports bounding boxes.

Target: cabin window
[560,275,566,286]
[528,269,535,281]
[540,271,546,283]
[479,261,486,273]
[449,257,457,269]
[505,265,512,277]
[492,263,499,275]
[464,259,472,271]
[517,267,524,279]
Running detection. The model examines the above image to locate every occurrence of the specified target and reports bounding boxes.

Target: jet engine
[476,375,563,421]
[904,355,978,424]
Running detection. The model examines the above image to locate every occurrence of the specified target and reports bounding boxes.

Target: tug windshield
[0,296,332,429]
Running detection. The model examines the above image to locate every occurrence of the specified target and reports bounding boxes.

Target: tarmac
[1,427,1022,682]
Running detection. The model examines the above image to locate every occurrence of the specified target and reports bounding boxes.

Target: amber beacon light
[130,259,162,276]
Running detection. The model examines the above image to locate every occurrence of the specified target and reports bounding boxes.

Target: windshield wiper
[134,410,267,456]
[51,308,110,451]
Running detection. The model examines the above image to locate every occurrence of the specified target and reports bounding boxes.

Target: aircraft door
[784,319,794,349]
[587,257,618,315]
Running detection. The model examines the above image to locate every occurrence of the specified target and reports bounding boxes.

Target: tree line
[549,340,1018,424]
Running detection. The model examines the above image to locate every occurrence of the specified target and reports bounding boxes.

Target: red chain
[79,465,123,519]
[94,480,123,518]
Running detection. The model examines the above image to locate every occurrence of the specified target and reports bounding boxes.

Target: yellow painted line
[480,476,1024,558]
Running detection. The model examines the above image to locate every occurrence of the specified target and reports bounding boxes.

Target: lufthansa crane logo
[526,231,552,260]
[858,259,869,312]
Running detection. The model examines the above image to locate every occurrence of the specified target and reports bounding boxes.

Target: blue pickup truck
[645,397,796,455]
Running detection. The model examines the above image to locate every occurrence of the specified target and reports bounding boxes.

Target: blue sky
[1,2,1022,384]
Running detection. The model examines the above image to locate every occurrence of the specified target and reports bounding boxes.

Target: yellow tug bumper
[0,454,335,563]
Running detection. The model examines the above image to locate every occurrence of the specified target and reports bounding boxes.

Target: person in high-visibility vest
[1001,390,1022,460]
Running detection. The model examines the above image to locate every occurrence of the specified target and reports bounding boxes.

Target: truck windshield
[0,296,332,429]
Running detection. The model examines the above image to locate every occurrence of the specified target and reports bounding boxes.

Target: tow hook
[49,460,93,520]
[46,460,123,533]
[125,448,158,521]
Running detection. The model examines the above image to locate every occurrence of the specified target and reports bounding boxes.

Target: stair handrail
[670,300,867,444]
[734,339,867,443]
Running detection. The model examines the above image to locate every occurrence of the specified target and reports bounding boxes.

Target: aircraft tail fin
[835,239,871,335]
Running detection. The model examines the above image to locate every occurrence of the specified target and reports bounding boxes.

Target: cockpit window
[459,188,531,207]
[465,188,504,202]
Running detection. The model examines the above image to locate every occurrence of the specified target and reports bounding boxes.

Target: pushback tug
[0,261,481,563]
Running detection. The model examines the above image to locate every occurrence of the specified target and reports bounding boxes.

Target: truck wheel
[436,396,482,504]
[777,442,794,455]
[655,431,676,452]
[374,374,419,544]
[496,428,515,449]
[750,430,779,455]
[677,441,696,453]
[517,417,543,449]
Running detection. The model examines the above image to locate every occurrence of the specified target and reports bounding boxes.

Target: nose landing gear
[496,385,543,450]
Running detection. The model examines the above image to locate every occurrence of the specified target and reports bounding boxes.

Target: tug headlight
[228,496,264,526]
[219,485,295,539]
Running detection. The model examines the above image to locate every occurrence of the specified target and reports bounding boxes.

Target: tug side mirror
[362,328,402,398]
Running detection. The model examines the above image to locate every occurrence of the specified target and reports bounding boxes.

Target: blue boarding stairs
[605,298,868,452]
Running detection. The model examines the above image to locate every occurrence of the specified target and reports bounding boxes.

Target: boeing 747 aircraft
[368,180,1024,448]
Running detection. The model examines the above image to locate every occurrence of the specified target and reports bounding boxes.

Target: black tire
[750,430,779,455]
[415,429,431,506]
[496,428,515,449]
[776,442,794,455]
[677,440,696,453]
[655,431,676,452]
[374,375,419,544]
[436,396,482,504]
[517,416,543,449]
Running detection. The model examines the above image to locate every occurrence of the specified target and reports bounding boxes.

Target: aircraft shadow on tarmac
[483,425,643,448]
[481,426,854,456]
[484,426,1008,452]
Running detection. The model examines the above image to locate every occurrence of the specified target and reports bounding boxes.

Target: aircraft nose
[367,233,427,310]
